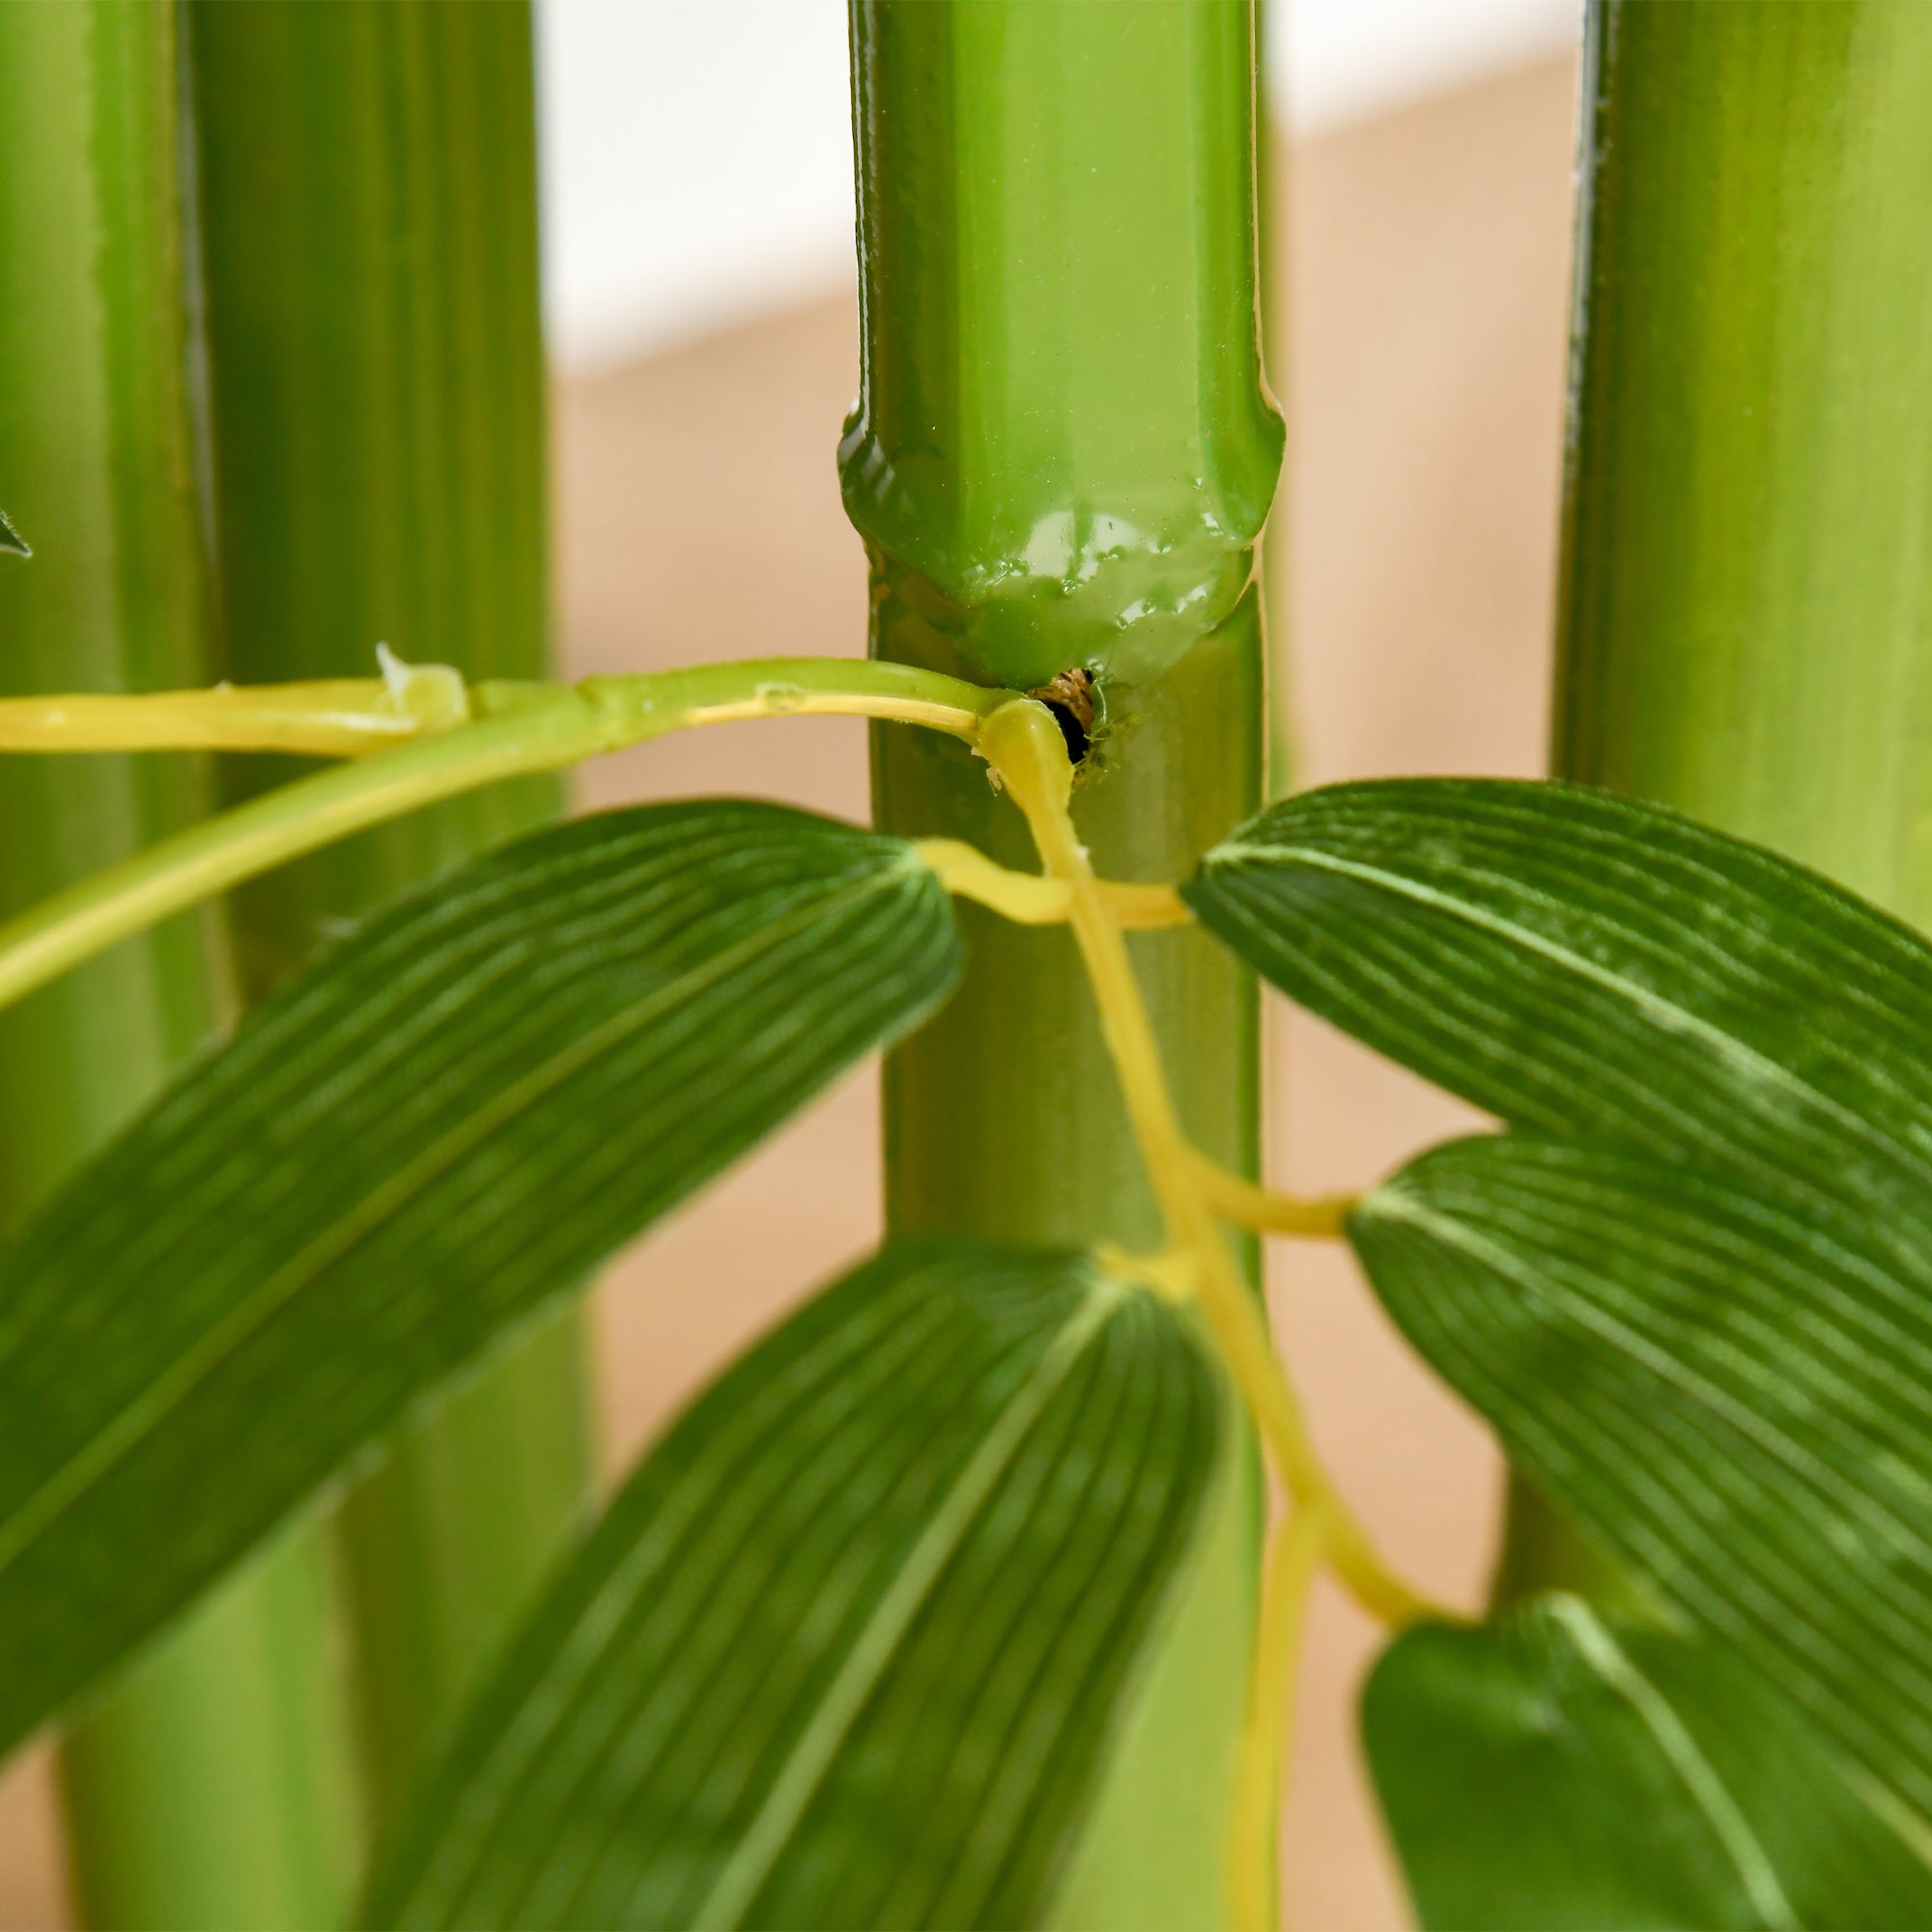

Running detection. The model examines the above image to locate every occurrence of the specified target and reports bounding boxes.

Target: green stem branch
[0,660,1012,1018]
[980,700,1434,1628]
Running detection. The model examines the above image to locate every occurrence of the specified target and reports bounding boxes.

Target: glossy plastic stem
[847,5,1281,1923]
[1510,0,1932,1600]
[0,664,1010,1023]
[0,5,355,1925]
[185,0,589,1836]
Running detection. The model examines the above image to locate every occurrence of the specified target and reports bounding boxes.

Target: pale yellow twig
[1230,1503,1330,1932]
[977,699,1438,1631]
[0,659,1015,1021]
[0,655,1009,758]
[1192,1153,1356,1240]
[0,679,446,755]
[1092,1242,1198,1303]
[913,838,1192,931]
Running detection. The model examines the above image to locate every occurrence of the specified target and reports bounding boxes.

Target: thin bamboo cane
[1511,0,1932,1599]
[846,5,1282,1922]
[0,5,355,1924]
[185,0,593,1833]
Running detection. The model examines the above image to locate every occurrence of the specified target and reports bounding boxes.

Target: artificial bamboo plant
[6,2,1932,1929]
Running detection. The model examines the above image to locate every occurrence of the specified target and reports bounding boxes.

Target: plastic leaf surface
[0,799,960,1757]
[364,1237,1225,1932]
[1182,778,1932,1255]
[1365,1594,1932,1932]
[1186,779,1932,1878]
[1352,1134,1932,1835]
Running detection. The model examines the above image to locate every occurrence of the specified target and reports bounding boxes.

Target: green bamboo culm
[1506,0,1932,1600]
[845,5,1282,1923]
[185,0,594,1835]
[0,4,357,1926]
[1254,0,1297,801]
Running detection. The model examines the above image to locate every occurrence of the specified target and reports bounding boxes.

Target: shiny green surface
[849,6,1277,1922]
[187,0,592,1833]
[1530,0,1932,1597]
[844,0,1283,692]
[0,4,355,1924]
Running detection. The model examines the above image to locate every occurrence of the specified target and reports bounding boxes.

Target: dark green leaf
[1351,1133,1932,1833]
[364,1237,1225,1932]
[0,510,27,557]
[1182,779,1932,1256]
[0,799,959,1758]
[1365,1595,1932,1932]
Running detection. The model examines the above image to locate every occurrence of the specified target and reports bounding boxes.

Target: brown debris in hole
[1028,667,1096,763]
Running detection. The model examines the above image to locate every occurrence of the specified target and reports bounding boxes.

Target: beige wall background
[0,55,1578,1931]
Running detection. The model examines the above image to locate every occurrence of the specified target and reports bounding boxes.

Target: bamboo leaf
[1181,778,1932,1254]
[1351,1133,1932,1833]
[364,1237,1224,1932]
[1187,776,1932,1862]
[1364,1595,1932,1932]
[0,799,959,1759]
[0,511,27,558]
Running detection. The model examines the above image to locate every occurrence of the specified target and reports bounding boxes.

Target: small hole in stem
[1028,667,1095,764]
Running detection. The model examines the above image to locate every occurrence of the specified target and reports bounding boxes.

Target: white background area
[536,0,1581,369]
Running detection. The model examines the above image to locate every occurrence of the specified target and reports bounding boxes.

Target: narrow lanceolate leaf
[1351,1133,1932,1833]
[0,511,27,557]
[1182,779,1932,1259]
[1364,1595,1932,1932]
[0,800,959,1759]
[364,1238,1225,1932]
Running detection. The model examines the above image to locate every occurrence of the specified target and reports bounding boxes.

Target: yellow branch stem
[976,698,1444,1930]
[0,655,1011,758]
[914,838,1191,931]
[0,660,1017,1023]
[0,680,432,755]
[979,698,1438,1639]
[1192,1154,1356,1241]
[1230,1502,1330,1932]
[0,649,484,754]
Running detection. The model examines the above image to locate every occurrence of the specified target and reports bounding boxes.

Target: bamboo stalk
[1255,0,1297,801]
[185,0,593,1833]
[845,5,1282,1922]
[1510,0,1932,1600]
[0,5,355,1924]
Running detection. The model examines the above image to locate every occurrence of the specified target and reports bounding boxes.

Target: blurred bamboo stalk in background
[0,5,356,1924]
[1511,0,1932,1598]
[846,4,1282,1921]
[186,0,594,1837]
